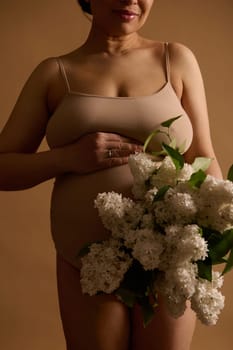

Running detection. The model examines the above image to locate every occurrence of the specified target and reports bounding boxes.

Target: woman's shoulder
[155,41,201,83]
[31,56,60,78]
[166,42,200,70]
[22,57,61,94]
[167,41,193,53]
[144,39,198,63]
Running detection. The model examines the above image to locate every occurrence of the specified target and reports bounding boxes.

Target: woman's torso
[46,41,193,268]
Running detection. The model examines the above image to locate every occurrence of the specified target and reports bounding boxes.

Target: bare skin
[57,253,196,350]
[0,0,222,349]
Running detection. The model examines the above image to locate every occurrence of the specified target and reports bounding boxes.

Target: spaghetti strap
[164,42,171,82]
[56,57,71,92]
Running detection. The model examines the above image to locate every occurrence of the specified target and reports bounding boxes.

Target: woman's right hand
[62,132,143,174]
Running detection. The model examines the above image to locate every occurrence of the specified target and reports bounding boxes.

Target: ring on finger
[108,149,113,158]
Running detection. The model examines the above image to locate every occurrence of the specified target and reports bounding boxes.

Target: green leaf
[162,142,184,170]
[139,297,155,328]
[222,248,233,275]
[209,229,233,262]
[160,115,182,128]
[153,185,171,202]
[227,164,233,182]
[201,227,223,246]
[115,288,137,308]
[143,116,183,154]
[212,257,227,265]
[192,157,212,172]
[198,227,203,236]
[77,242,92,258]
[188,169,206,188]
[201,228,226,265]
[197,259,212,281]
[120,260,153,297]
[143,130,160,153]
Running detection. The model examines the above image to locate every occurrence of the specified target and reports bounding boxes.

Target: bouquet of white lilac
[79,116,233,327]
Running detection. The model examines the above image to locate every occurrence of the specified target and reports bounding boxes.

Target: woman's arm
[169,42,222,179]
[0,58,70,190]
[0,133,142,191]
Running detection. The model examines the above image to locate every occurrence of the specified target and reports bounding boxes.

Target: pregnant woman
[0,0,222,349]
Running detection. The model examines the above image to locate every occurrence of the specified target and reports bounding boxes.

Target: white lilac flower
[159,224,208,269]
[80,239,132,295]
[177,163,194,182]
[195,176,233,231]
[200,175,233,203]
[132,229,164,270]
[151,157,194,190]
[197,200,233,232]
[165,295,187,318]
[155,271,188,318]
[150,156,177,188]
[128,152,159,184]
[155,263,197,292]
[166,263,198,299]
[140,213,155,229]
[218,202,233,222]
[165,190,197,222]
[154,188,197,226]
[154,263,197,318]
[91,152,231,325]
[191,272,225,325]
[94,192,128,220]
[175,181,198,198]
[118,201,144,235]
[124,229,137,249]
[211,271,224,289]
[129,153,160,199]
[131,182,147,200]
[94,192,144,238]
[215,202,233,231]
[196,203,217,231]
[144,187,159,209]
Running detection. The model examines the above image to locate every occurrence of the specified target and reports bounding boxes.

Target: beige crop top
[46,43,193,152]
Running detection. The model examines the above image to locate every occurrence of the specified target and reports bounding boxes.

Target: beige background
[0,0,232,349]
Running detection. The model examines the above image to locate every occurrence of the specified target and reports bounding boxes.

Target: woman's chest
[66,53,168,98]
[46,88,193,153]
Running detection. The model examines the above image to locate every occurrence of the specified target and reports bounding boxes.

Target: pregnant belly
[50,164,133,268]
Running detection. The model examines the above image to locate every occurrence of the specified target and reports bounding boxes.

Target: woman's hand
[0,132,142,190]
[62,132,143,174]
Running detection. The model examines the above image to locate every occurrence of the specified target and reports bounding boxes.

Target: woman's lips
[113,9,139,21]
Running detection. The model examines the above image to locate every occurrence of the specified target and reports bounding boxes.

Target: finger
[104,142,143,153]
[101,156,129,168]
[99,132,142,145]
[102,146,142,160]
[104,148,140,159]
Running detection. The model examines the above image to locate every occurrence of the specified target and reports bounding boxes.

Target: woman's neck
[80,25,143,56]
